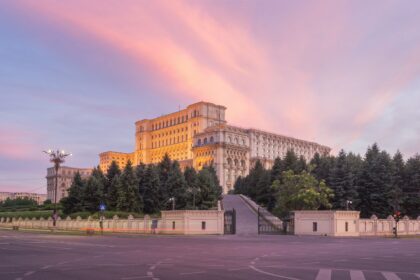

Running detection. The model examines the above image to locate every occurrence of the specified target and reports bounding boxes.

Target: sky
[1,0,420,193]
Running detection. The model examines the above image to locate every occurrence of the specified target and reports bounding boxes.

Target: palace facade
[46,166,92,202]
[99,102,330,193]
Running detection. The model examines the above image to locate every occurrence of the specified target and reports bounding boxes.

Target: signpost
[99,203,106,235]
[393,211,402,238]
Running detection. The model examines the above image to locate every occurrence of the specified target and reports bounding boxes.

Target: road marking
[121,276,152,279]
[381,272,401,280]
[350,270,366,280]
[41,265,52,270]
[121,276,152,280]
[180,271,206,275]
[249,265,300,280]
[415,274,420,279]
[315,269,331,280]
[24,271,35,276]
[228,267,249,271]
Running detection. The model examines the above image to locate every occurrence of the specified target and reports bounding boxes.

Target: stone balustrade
[0,210,224,235]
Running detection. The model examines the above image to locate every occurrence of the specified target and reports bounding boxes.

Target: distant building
[0,192,47,205]
[99,101,331,193]
[46,166,92,203]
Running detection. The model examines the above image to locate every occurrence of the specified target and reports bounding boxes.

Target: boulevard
[1,229,419,280]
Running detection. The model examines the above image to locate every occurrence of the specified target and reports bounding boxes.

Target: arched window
[198,139,202,146]
[210,136,214,143]
[204,138,208,144]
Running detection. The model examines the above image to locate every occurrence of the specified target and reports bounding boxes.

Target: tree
[105,161,121,210]
[117,161,142,212]
[310,153,335,184]
[283,150,299,173]
[197,166,222,210]
[184,166,200,209]
[390,151,405,212]
[255,170,276,211]
[165,161,187,209]
[83,171,104,213]
[296,155,308,173]
[246,160,265,200]
[271,157,284,182]
[273,170,334,218]
[61,172,85,214]
[358,144,394,218]
[402,155,420,218]
[157,154,172,204]
[140,165,161,214]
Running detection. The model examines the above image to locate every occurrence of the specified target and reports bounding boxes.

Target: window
[172,221,176,230]
[345,222,349,232]
[204,138,208,144]
[198,139,201,146]
[313,222,318,232]
[210,136,214,143]
[202,221,206,230]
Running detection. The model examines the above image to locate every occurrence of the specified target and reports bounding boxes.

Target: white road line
[24,271,35,276]
[147,272,153,277]
[415,274,420,279]
[381,272,401,280]
[315,269,331,280]
[180,271,206,275]
[120,276,152,279]
[249,265,300,280]
[350,270,366,280]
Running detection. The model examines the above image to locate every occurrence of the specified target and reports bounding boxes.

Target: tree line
[61,154,222,215]
[234,143,420,219]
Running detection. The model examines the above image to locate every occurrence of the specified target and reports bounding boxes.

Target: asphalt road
[1,230,419,280]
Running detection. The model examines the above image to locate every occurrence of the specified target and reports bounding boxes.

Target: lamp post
[346,200,353,211]
[43,149,71,226]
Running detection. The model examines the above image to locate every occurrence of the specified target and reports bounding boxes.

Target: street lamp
[43,149,71,226]
[346,200,353,211]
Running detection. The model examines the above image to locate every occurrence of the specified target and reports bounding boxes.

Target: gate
[224,209,236,234]
[257,207,284,235]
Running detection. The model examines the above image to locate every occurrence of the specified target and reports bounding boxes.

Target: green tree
[83,170,105,213]
[184,166,200,209]
[197,166,222,210]
[270,157,284,182]
[246,160,265,200]
[273,170,334,218]
[358,144,394,218]
[165,161,187,209]
[158,154,172,204]
[391,151,405,212]
[117,161,142,212]
[105,161,121,210]
[140,165,161,214]
[310,153,335,184]
[61,172,85,214]
[402,155,420,218]
[283,149,299,173]
[255,170,276,211]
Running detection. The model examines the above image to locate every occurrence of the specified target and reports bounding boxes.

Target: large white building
[46,166,92,202]
[0,192,47,205]
[100,102,330,193]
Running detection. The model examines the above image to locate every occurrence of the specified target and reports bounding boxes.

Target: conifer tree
[283,150,299,173]
[184,167,200,208]
[197,166,222,210]
[402,155,420,218]
[271,157,283,182]
[158,154,172,204]
[166,161,187,209]
[391,151,405,212]
[246,160,265,200]
[117,161,142,212]
[140,165,161,214]
[83,172,104,213]
[105,161,121,210]
[61,172,85,214]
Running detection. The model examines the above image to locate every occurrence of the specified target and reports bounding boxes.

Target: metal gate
[224,209,236,234]
[257,207,284,235]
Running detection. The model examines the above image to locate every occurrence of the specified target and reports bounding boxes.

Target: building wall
[1,210,225,235]
[99,101,331,193]
[46,166,92,202]
[99,151,134,172]
[0,192,47,205]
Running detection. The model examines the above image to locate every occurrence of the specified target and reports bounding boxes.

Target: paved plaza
[1,229,419,280]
